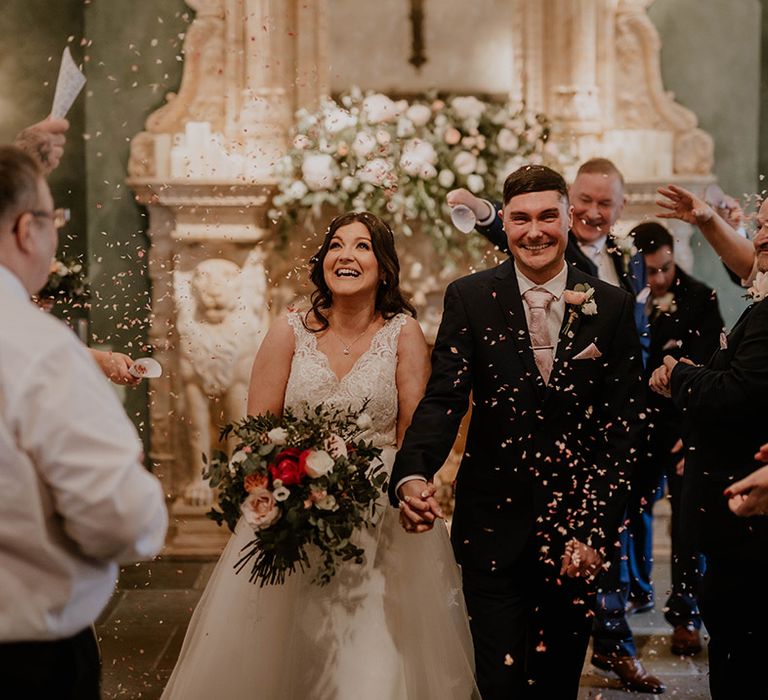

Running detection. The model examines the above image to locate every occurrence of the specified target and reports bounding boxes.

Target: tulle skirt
[161,450,479,699]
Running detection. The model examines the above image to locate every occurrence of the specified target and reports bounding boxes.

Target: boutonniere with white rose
[651,292,677,317]
[608,228,637,274]
[745,270,768,302]
[205,402,386,586]
[562,283,598,338]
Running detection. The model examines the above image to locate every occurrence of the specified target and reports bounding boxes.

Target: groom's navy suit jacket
[671,297,768,563]
[390,260,645,574]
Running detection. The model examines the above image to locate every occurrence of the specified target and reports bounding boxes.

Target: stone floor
[96,500,710,699]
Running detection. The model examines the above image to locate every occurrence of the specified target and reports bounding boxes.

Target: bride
[162,211,479,699]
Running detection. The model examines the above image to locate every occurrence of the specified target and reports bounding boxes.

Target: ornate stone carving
[175,255,267,506]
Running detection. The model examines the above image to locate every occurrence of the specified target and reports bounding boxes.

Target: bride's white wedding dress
[162,313,479,699]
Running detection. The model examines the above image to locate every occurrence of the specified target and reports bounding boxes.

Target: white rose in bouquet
[228,449,249,475]
[451,96,486,121]
[362,93,401,124]
[323,105,357,134]
[352,131,377,159]
[304,450,335,478]
[301,153,336,191]
[406,103,432,127]
[453,151,478,176]
[400,139,438,178]
[266,427,288,445]
[356,412,373,430]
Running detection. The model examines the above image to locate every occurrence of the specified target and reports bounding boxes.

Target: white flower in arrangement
[323,105,357,134]
[396,117,416,139]
[438,169,456,188]
[228,449,249,475]
[451,95,486,121]
[293,134,312,150]
[376,129,392,146]
[466,174,485,193]
[341,175,359,192]
[400,139,438,179]
[406,103,432,127]
[266,427,288,445]
[272,485,291,502]
[497,128,520,152]
[316,494,338,511]
[286,180,308,201]
[301,153,336,191]
[747,270,768,302]
[362,93,401,124]
[358,158,393,186]
[453,151,478,176]
[352,131,377,159]
[356,412,373,431]
[304,450,335,478]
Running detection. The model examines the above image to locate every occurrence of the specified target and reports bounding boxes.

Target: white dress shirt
[0,265,167,641]
[579,235,621,287]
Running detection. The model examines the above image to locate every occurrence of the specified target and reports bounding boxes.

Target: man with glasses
[0,145,167,699]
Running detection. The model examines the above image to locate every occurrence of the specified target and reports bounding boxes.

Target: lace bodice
[284,312,406,448]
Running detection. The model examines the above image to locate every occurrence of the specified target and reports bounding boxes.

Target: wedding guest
[447,159,663,694]
[0,145,167,699]
[632,222,723,656]
[650,193,768,700]
[726,443,768,516]
[14,117,69,174]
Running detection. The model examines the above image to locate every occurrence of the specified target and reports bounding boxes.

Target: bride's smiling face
[322,221,381,298]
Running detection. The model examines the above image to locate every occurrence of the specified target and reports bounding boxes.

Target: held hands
[649,355,693,398]
[14,117,69,174]
[560,539,603,581]
[656,185,714,227]
[397,479,444,534]
[446,188,494,220]
[724,444,768,517]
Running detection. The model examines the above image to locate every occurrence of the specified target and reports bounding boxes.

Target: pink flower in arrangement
[563,290,588,306]
[244,473,268,493]
[241,488,281,531]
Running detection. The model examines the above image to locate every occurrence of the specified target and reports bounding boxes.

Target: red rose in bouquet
[269,448,307,485]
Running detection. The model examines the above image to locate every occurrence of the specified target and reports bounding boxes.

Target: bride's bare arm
[247,315,296,416]
[395,316,431,447]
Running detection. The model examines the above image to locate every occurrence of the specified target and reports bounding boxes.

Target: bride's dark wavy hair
[304,211,416,332]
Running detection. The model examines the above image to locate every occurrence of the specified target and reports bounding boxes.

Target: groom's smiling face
[503,189,571,283]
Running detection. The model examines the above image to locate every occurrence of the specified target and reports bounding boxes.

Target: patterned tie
[523,287,555,384]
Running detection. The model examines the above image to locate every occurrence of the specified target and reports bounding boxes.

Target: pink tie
[523,287,555,384]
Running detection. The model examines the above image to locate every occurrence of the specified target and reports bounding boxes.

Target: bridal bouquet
[204,403,387,586]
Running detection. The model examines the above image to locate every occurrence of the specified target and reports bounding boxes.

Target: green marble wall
[650,0,762,326]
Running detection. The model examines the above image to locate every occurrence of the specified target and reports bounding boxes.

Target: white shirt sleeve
[11,334,167,564]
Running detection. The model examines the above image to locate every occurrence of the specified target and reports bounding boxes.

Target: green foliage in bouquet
[270,88,571,262]
[205,403,386,587]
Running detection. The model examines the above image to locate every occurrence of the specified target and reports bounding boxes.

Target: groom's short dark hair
[502,165,569,205]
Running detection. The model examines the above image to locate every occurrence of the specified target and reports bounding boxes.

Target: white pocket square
[573,342,602,360]
[662,339,681,351]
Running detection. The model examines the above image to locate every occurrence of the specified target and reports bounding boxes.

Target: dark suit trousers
[0,626,101,699]
[462,544,595,700]
[699,558,768,700]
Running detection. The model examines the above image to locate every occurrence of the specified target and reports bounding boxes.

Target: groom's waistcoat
[391,259,645,574]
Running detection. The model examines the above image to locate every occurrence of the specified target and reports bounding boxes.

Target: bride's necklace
[327,316,376,355]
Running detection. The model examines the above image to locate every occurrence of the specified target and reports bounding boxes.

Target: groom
[390,165,645,699]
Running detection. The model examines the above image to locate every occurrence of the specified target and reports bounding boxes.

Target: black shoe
[625,598,654,615]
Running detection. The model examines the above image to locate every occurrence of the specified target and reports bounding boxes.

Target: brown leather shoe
[592,651,666,694]
[671,625,702,656]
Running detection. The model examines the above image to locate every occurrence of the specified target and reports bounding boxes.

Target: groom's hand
[560,539,603,580]
[397,479,443,533]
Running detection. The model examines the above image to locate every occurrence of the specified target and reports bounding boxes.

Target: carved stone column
[128,0,329,554]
